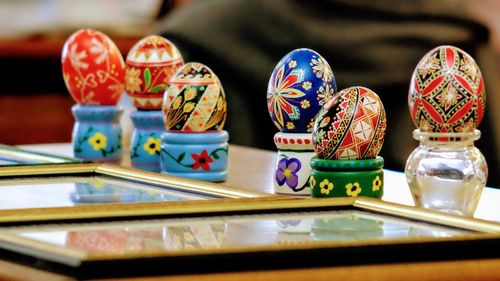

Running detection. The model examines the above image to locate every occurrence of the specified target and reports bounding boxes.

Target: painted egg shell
[313,87,386,160]
[408,45,486,133]
[125,35,184,110]
[267,48,337,133]
[162,62,226,132]
[62,29,125,105]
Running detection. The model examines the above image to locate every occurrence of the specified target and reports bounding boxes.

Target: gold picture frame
[0,197,498,279]
[0,163,271,224]
[0,144,84,166]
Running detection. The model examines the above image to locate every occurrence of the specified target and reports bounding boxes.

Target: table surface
[3,143,500,281]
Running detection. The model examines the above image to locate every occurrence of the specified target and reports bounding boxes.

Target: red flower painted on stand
[191,150,214,171]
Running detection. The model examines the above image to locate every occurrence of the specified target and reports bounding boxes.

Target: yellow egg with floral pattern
[162,62,227,132]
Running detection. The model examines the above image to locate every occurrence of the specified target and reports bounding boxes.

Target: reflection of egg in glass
[125,35,184,110]
[313,86,386,160]
[62,29,125,105]
[267,48,337,133]
[408,45,486,133]
[162,62,227,132]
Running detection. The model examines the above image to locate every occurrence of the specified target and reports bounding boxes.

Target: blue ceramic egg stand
[72,105,123,163]
[267,48,336,196]
[160,130,229,182]
[129,110,164,172]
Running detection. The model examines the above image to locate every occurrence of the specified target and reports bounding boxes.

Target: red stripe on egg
[445,47,455,68]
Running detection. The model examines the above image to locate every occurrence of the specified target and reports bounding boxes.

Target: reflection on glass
[0,144,81,165]
[0,176,208,210]
[10,210,471,255]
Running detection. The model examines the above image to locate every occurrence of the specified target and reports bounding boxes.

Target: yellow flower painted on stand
[372,176,382,191]
[143,137,161,155]
[89,132,107,151]
[319,179,334,195]
[288,60,297,68]
[286,122,295,130]
[346,182,362,197]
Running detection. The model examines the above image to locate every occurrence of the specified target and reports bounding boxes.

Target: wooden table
[4,143,500,281]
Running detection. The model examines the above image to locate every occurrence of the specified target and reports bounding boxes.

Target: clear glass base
[405,129,487,217]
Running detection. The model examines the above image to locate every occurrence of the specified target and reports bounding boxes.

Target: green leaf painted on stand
[150,84,165,93]
[144,68,151,89]
[212,152,220,160]
[177,152,185,162]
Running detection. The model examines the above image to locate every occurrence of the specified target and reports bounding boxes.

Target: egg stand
[273,132,315,196]
[160,130,229,182]
[405,129,487,216]
[309,156,384,198]
[129,110,164,172]
[72,105,123,163]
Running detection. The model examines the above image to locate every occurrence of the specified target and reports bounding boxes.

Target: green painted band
[310,168,384,199]
[310,156,384,171]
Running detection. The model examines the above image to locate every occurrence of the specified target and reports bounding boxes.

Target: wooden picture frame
[0,163,270,224]
[0,197,498,279]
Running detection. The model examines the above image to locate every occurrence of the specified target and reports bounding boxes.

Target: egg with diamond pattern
[408,45,486,133]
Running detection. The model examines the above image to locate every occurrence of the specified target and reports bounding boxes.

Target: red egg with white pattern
[408,45,486,133]
[125,35,184,110]
[62,29,125,105]
[312,87,386,160]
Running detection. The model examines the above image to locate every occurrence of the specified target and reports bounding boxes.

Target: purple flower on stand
[275,157,302,189]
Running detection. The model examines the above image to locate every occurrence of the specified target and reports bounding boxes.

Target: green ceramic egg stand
[310,156,384,198]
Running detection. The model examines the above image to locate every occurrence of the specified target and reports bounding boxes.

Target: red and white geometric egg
[313,86,386,160]
[408,45,486,133]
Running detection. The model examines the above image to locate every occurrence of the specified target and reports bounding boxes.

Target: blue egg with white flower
[267,48,336,133]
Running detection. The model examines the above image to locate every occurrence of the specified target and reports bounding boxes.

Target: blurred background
[0,0,499,184]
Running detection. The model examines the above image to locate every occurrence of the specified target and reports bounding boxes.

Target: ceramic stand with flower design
[125,35,184,171]
[160,62,228,182]
[62,29,126,163]
[310,86,387,199]
[267,48,337,195]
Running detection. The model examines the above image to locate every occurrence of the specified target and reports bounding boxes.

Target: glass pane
[0,175,210,210]
[9,210,472,254]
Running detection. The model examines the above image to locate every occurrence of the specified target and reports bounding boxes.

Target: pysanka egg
[162,62,226,132]
[62,29,125,105]
[125,35,184,110]
[408,45,486,133]
[267,48,337,133]
[313,87,386,160]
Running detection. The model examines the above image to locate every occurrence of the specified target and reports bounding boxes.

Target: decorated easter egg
[162,62,226,132]
[125,35,184,110]
[408,45,486,133]
[267,48,337,133]
[313,87,386,160]
[62,29,125,105]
